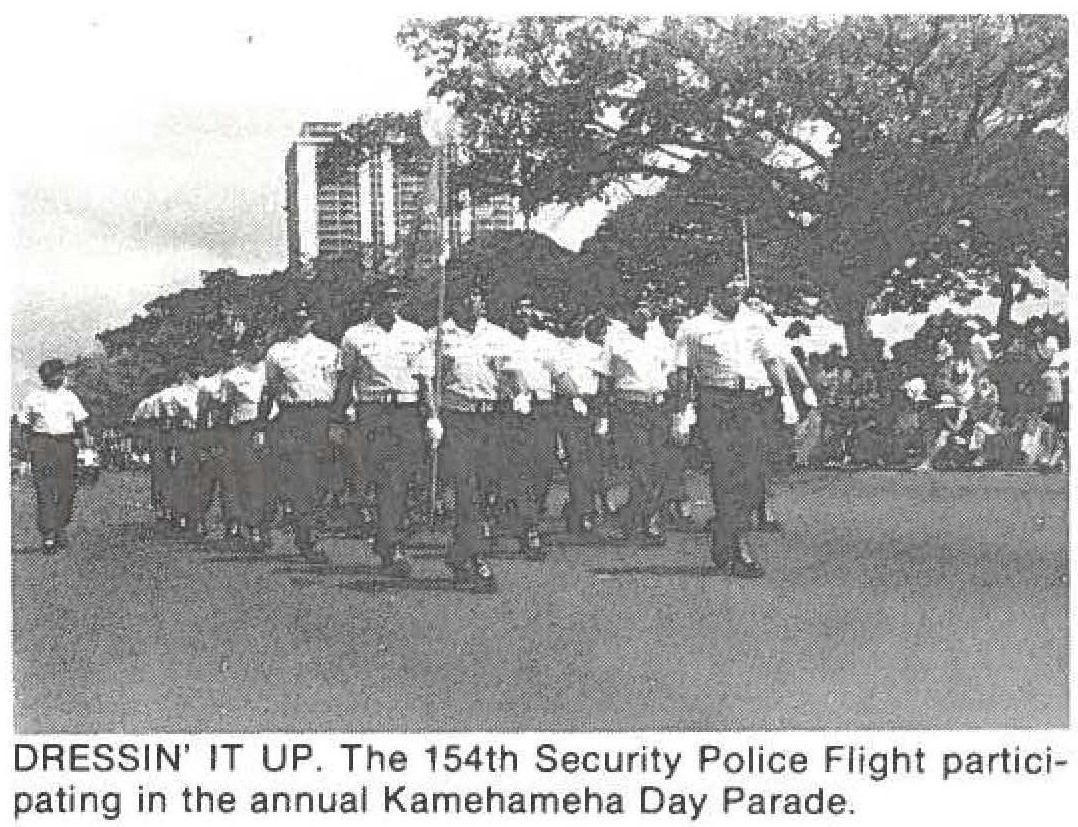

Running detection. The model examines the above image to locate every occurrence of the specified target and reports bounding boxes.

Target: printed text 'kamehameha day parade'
[12,741,1069,820]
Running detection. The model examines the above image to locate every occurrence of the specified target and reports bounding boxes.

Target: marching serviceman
[330,281,428,578]
[551,310,611,535]
[194,370,236,539]
[420,287,501,591]
[19,359,91,553]
[220,335,271,549]
[603,303,676,545]
[749,299,819,530]
[165,367,204,535]
[262,301,340,562]
[153,383,181,527]
[498,297,559,558]
[650,306,694,530]
[131,390,167,524]
[677,275,786,577]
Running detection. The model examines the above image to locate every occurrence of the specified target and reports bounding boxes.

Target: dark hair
[38,358,66,387]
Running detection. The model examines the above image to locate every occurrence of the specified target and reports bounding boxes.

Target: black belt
[612,391,666,405]
[700,383,774,398]
[354,390,419,406]
[444,400,499,414]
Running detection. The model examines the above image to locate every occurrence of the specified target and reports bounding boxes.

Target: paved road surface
[10,470,1068,732]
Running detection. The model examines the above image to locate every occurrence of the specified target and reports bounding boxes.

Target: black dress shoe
[709,540,732,570]
[728,544,765,579]
[565,512,598,535]
[470,558,497,592]
[520,527,544,561]
[299,545,328,564]
[447,558,497,592]
[753,510,783,533]
[378,546,413,578]
[637,525,667,547]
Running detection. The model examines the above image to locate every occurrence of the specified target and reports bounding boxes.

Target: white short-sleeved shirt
[605,318,631,343]
[555,336,612,398]
[220,362,267,424]
[21,387,89,436]
[264,333,339,404]
[605,329,671,395]
[418,319,502,407]
[131,393,159,423]
[166,382,201,426]
[195,373,227,427]
[674,310,720,370]
[735,305,778,390]
[761,323,796,395]
[151,387,174,421]
[504,328,555,401]
[1045,349,1069,404]
[645,318,677,378]
[683,309,777,390]
[338,317,428,396]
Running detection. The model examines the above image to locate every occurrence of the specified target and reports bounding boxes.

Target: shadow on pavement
[273,563,384,577]
[337,577,495,595]
[588,564,726,578]
[208,551,308,564]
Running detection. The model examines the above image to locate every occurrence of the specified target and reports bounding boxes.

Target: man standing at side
[19,359,91,553]
[263,301,340,562]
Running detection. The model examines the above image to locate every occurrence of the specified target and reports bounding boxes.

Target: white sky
[3,2,621,404]
[2,2,1068,404]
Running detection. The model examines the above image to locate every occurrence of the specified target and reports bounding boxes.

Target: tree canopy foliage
[399,15,1068,346]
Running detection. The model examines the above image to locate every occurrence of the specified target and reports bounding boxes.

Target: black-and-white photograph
[7,9,1069,733]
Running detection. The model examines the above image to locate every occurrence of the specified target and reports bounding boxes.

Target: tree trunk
[836,293,877,362]
[996,265,1017,349]
[842,317,872,361]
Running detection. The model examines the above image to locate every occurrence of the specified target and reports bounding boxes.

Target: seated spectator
[966,377,1003,468]
[1040,337,1068,470]
[914,393,967,471]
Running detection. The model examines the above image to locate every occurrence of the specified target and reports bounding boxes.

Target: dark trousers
[497,403,559,531]
[697,388,762,547]
[272,406,331,545]
[195,428,235,526]
[609,399,673,526]
[559,400,603,523]
[28,434,76,536]
[440,409,500,563]
[157,428,180,515]
[224,423,270,529]
[661,402,690,507]
[174,429,202,520]
[147,429,167,511]
[349,404,426,555]
[749,395,782,514]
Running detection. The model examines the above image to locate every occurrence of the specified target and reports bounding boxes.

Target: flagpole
[429,141,450,528]
[741,215,751,288]
[420,102,460,529]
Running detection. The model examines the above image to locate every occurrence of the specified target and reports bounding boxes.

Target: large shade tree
[399,15,1067,350]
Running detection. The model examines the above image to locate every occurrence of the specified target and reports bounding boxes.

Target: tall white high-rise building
[285,119,522,269]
